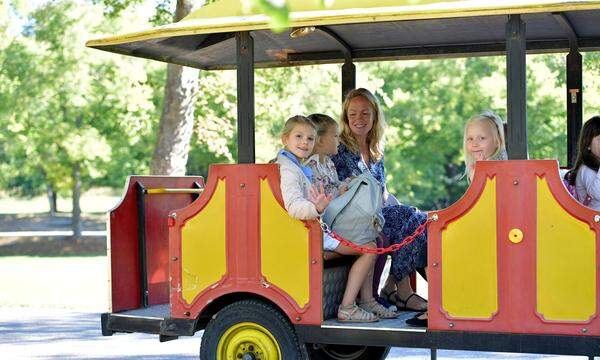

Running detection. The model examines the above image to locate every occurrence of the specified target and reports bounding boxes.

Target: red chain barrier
[320,216,434,255]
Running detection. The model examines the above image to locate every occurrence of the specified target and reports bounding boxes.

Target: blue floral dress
[331,143,428,280]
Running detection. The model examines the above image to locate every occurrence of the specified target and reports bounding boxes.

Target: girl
[464,111,508,182]
[565,116,600,210]
[276,114,395,322]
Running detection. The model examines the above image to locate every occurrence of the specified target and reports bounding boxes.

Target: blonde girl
[464,111,508,182]
[305,113,398,323]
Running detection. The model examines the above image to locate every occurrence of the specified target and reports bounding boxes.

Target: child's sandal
[358,299,399,319]
[337,304,378,323]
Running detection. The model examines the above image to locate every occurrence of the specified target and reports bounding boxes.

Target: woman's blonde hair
[463,111,507,180]
[280,115,316,140]
[339,88,386,161]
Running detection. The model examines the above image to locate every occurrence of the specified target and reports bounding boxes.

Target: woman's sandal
[358,299,399,319]
[382,289,427,312]
[406,312,428,327]
[337,304,379,323]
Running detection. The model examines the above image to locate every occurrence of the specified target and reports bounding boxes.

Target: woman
[331,88,428,326]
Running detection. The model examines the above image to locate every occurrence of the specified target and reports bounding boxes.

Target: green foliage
[0,0,157,200]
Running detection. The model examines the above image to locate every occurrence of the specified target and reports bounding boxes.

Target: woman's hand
[309,183,333,213]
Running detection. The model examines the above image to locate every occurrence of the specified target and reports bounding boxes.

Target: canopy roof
[86,0,600,70]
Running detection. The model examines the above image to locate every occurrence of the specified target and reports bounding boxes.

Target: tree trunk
[150,0,199,175]
[46,184,57,216]
[71,163,82,242]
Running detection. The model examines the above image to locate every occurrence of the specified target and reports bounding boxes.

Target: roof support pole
[342,61,356,100]
[236,31,255,164]
[316,26,355,100]
[506,14,528,160]
[553,13,582,166]
[566,50,582,166]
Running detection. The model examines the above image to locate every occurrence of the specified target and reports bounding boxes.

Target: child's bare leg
[335,244,377,307]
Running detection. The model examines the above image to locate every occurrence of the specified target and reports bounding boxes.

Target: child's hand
[338,182,349,195]
[309,183,334,213]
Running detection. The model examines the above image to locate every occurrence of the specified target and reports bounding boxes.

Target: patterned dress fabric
[305,154,341,197]
[331,143,428,280]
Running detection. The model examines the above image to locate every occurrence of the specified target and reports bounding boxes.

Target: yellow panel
[442,178,498,318]
[181,179,227,304]
[260,179,310,308]
[536,177,596,321]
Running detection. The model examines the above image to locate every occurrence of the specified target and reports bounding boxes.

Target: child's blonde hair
[280,115,316,140]
[308,113,337,138]
[339,88,386,162]
[463,111,507,180]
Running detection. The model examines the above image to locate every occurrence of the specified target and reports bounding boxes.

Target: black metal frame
[506,14,528,160]
[316,26,356,99]
[554,12,583,167]
[236,31,255,164]
[101,310,600,359]
[296,325,600,358]
[135,181,149,308]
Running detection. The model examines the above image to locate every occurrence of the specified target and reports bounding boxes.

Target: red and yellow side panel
[168,164,322,325]
[429,160,600,336]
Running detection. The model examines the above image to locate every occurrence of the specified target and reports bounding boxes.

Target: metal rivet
[433,262,438,267]
[449,322,454,328]
[240,183,246,188]
[311,260,317,264]
[296,316,301,321]
[431,214,439,221]
[184,311,191,316]
[513,180,519,185]
[169,213,177,219]
[594,215,600,223]
[582,328,588,333]
[172,257,178,261]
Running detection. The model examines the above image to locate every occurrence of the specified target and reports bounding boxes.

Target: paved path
[0,307,584,360]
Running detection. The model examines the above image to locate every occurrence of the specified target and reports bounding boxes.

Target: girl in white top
[303,113,397,322]
[464,111,508,183]
[565,116,600,210]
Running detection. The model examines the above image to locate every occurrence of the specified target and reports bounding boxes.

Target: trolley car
[87,1,600,359]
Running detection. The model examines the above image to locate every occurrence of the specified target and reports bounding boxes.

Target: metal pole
[553,13,582,167]
[567,50,582,166]
[135,182,149,308]
[236,31,255,164]
[431,348,437,360]
[342,60,356,100]
[506,14,528,160]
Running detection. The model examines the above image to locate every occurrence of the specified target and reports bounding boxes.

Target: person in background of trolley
[564,115,600,210]
[275,114,396,322]
[463,111,508,183]
[331,88,429,327]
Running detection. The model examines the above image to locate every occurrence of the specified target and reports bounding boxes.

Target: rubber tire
[199,299,305,359]
[306,343,390,360]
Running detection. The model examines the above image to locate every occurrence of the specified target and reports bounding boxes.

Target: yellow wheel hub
[217,322,281,360]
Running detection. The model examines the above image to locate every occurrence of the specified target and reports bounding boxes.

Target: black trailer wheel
[307,343,390,360]
[199,299,305,360]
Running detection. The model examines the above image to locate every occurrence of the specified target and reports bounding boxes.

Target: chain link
[319,216,432,255]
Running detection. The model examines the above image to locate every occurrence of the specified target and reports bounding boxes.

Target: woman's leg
[382,204,428,310]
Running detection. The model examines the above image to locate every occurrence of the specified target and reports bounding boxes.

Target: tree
[150,1,199,175]
[0,0,156,239]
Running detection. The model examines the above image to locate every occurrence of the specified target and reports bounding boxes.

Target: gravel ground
[0,257,589,359]
[0,306,586,360]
